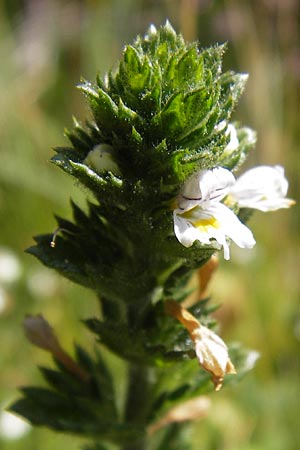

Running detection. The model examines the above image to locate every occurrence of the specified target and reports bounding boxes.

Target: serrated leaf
[26,234,91,288]
[51,152,123,197]
[10,389,145,443]
[176,45,203,87]
[39,366,91,397]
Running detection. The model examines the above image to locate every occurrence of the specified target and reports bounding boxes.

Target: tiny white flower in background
[229,165,295,211]
[84,144,120,175]
[27,268,59,299]
[0,411,30,440]
[173,167,256,260]
[243,350,260,371]
[243,127,257,146]
[0,248,22,284]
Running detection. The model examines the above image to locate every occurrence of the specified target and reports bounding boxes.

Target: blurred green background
[0,0,299,449]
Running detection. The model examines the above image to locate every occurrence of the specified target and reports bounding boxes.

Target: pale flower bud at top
[84,144,121,175]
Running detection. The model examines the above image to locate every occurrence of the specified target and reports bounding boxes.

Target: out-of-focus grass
[0,1,299,449]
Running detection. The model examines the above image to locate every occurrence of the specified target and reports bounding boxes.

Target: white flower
[84,144,120,175]
[0,248,22,284]
[173,168,256,260]
[229,165,295,211]
[0,411,30,440]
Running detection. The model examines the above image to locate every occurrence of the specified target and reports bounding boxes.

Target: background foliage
[0,1,299,449]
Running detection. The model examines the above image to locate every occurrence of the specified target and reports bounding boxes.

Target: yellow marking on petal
[193,216,220,231]
[180,207,220,231]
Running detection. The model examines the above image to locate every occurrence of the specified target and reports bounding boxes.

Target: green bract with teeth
[54,21,255,194]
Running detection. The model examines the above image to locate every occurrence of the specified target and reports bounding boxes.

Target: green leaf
[10,390,145,442]
[26,234,92,288]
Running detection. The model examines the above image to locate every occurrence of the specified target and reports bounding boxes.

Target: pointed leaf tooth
[176,45,202,87]
[96,73,107,90]
[108,69,120,94]
[131,126,143,145]
[122,45,143,74]
[161,20,180,45]
[64,127,91,154]
[72,117,95,148]
[93,88,119,125]
[78,80,99,100]
[39,367,88,396]
[86,120,103,141]
[79,82,118,131]
[219,71,249,114]
[160,91,185,136]
[71,200,89,227]
[58,158,121,195]
[201,43,226,80]
[118,98,140,123]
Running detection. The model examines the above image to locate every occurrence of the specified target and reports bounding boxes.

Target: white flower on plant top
[228,165,295,211]
[173,167,256,260]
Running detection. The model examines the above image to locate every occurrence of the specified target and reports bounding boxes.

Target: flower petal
[173,210,215,248]
[178,167,236,211]
[210,203,256,254]
[193,327,232,370]
[198,168,236,204]
[224,123,239,154]
[174,202,255,260]
[230,165,294,211]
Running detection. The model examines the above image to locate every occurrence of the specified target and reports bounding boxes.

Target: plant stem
[122,364,150,450]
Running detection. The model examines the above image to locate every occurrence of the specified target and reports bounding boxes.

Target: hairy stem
[123,364,150,450]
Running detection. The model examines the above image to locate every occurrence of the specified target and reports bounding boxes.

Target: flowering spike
[14,22,290,448]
